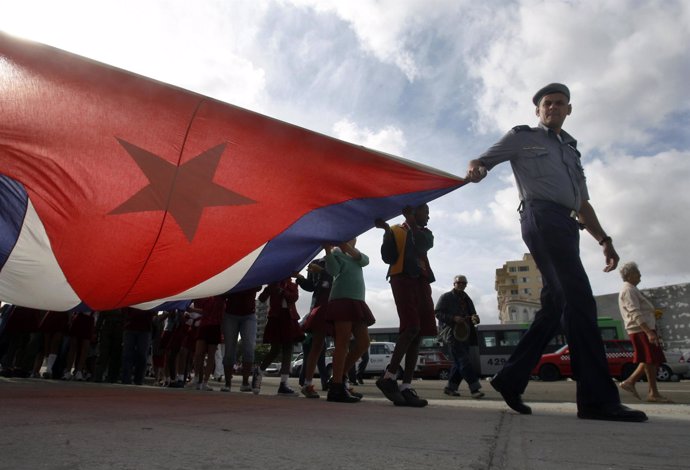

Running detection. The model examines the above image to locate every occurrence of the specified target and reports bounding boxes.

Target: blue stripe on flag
[0,175,28,271]
[232,186,459,291]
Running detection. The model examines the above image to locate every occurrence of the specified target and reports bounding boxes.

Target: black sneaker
[395,388,428,408]
[327,382,360,403]
[277,382,297,396]
[376,377,405,405]
[443,387,461,397]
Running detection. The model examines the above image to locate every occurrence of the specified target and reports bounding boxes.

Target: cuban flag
[0,32,464,312]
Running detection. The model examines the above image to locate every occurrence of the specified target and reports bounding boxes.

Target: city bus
[474,317,625,377]
[369,317,625,378]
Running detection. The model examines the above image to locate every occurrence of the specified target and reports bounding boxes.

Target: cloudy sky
[2,0,689,326]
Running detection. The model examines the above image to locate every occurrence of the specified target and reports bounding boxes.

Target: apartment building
[495,253,542,323]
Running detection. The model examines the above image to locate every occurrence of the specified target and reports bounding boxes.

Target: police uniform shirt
[477,123,589,211]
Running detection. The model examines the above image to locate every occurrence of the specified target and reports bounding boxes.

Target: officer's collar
[537,122,577,148]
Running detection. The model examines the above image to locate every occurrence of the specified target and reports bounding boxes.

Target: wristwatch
[598,235,612,246]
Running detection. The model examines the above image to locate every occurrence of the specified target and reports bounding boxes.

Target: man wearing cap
[465,83,647,422]
[434,275,484,399]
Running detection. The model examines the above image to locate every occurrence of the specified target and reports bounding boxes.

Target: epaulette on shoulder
[512,125,534,132]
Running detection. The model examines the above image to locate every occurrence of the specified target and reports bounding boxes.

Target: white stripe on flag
[0,199,80,310]
[131,243,266,310]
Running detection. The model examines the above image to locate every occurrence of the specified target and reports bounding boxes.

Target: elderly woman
[618,262,672,403]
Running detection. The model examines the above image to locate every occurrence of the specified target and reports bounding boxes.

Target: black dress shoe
[577,403,648,422]
[490,374,532,415]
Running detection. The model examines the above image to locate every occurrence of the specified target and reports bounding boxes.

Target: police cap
[532,83,570,105]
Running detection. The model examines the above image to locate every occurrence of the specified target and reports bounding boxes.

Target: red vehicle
[531,339,636,381]
[416,350,454,380]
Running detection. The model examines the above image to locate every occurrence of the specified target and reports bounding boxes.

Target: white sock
[383,370,396,381]
[399,383,411,391]
[305,379,312,386]
[46,354,57,370]
[280,374,288,384]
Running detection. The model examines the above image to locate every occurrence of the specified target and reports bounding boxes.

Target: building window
[523,288,531,295]
[518,266,529,272]
[511,279,517,284]
[509,267,516,272]
[510,289,518,295]
[521,277,528,283]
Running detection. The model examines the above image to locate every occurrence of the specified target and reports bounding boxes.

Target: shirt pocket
[517,148,550,178]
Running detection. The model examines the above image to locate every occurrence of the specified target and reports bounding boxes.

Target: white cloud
[582,150,690,292]
[363,286,401,327]
[488,175,522,234]
[1,0,270,110]
[468,0,690,153]
[332,118,407,156]
[434,207,484,225]
[284,0,462,81]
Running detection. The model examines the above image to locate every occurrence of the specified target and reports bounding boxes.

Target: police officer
[465,83,647,422]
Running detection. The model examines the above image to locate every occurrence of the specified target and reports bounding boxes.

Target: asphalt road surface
[2,376,689,469]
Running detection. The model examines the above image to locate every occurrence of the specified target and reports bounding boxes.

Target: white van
[290,341,419,379]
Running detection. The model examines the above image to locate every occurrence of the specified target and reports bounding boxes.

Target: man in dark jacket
[435,275,484,398]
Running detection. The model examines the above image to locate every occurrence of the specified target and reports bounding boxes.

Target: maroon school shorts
[195,324,222,346]
[302,305,334,337]
[68,313,95,341]
[38,311,69,334]
[389,275,437,336]
[263,309,304,345]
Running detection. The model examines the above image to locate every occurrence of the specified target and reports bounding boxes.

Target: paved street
[1,377,689,469]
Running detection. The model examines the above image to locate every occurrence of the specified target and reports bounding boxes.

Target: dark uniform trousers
[497,200,619,408]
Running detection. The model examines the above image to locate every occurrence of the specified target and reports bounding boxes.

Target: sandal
[619,381,641,400]
[647,395,673,403]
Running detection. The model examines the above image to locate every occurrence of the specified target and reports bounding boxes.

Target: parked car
[531,339,637,381]
[657,349,689,381]
[290,349,334,378]
[681,350,690,379]
[289,353,304,378]
[265,362,281,376]
[416,350,453,380]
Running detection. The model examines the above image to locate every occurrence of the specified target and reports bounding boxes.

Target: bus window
[500,331,522,347]
[482,333,497,348]
[420,336,441,349]
[478,329,525,352]
[545,334,567,352]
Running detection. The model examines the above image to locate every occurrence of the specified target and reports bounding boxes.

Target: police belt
[518,200,584,228]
